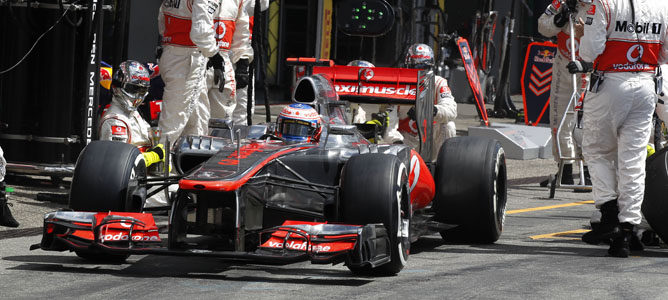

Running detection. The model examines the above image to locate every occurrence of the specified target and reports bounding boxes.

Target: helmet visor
[123,82,149,97]
[280,119,316,138]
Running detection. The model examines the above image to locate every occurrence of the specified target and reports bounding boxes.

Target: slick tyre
[643,146,668,243]
[70,141,147,212]
[341,154,410,276]
[435,136,507,243]
[70,141,146,262]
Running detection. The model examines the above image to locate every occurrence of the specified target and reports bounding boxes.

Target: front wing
[31,211,391,268]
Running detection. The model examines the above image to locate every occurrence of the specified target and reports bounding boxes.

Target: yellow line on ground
[507,200,594,215]
[530,229,590,240]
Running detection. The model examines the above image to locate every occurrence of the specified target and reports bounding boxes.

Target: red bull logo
[100,67,113,90]
[534,49,555,64]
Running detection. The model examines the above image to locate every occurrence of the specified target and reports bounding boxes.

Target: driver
[98,60,168,207]
[275,103,322,143]
[398,43,458,161]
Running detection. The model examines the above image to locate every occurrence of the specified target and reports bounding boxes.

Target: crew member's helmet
[276,103,322,142]
[347,60,375,68]
[111,60,150,111]
[405,43,435,70]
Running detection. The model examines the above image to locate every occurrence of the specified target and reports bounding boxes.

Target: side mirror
[336,0,395,37]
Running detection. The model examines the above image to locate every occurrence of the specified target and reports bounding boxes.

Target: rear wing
[287,57,435,159]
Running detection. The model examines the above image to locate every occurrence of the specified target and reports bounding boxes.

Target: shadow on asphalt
[3,254,373,286]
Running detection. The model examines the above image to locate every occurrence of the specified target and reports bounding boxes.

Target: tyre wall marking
[397,162,408,266]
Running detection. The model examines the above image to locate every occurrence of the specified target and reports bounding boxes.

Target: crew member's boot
[561,163,574,185]
[609,222,634,258]
[0,182,19,228]
[582,200,619,245]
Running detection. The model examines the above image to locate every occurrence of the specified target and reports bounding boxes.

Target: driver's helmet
[111,60,150,111]
[405,43,435,70]
[276,103,322,142]
[347,60,375,68]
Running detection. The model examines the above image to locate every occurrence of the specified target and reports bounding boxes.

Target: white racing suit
[158,0,220,145]
[398,75,458,162]
[580,0,668,225]
[99,100,171,207]
[207,0,249,121]
[226,0,269,125]
[538,1,590,162]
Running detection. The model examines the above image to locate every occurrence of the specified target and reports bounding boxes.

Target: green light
[379,12,384,16]
[354,15,359,19]
[355,8,359,12]
[361,25,367,29]
[362,5,366,9]
[368,9,373,13]
[367,16,372,20]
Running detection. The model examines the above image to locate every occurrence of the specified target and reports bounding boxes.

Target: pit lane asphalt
[2,103,668,299]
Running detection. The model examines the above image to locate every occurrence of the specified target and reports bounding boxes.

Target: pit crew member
[0,146,18,228]
[347,60,403,144]
[99,60,168,207]
[157,0,220,146]
[538,0,591,185]
[398,43,458,162]
[568,0,668,257]
[275,103,322,143]
[207,0,250,121]
[227,0,269,125]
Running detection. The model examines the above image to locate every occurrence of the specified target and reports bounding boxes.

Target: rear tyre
[341,154,410,276]
[642,147,668,243]
[435,136,507,243]
[70,141,147,262]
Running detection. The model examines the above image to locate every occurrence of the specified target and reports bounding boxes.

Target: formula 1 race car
[32,59,507,276]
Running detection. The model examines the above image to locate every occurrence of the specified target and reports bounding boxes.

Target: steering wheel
[259,133,285,141]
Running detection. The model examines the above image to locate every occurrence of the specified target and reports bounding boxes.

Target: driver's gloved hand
[235,59,250,89]
[142,144,165,167]
[207,53,226,93]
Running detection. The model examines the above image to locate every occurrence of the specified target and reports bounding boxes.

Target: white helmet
[111,60,150,111]
[347,60,375,68]
[405,43,434,70]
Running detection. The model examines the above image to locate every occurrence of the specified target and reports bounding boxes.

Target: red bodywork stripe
[179,146,314,191]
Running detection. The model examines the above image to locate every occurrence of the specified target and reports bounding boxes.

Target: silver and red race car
[32,59,507,276]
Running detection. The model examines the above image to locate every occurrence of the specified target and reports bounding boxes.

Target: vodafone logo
[101,232,160,242]
[214,21,227,40]
[111,125,127,136]
[360,68,374,81]
[627,45,644,63]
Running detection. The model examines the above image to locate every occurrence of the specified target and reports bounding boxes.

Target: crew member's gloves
[235,59,250,89]
[207,53,225,93]
[142,144,165,167]
[365,112,389,143]
[407,106,438,121]
[567,60,594,74]
[553,9,570,27]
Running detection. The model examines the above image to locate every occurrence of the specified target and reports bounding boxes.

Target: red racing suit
[538,0,591,162]
[398,75,458,162]
[206,0,249,121]
[580,0,668,225]
[158,0,220,145]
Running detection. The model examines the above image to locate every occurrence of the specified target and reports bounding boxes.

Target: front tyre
[435,136,507,243]
[341,154,410,276]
